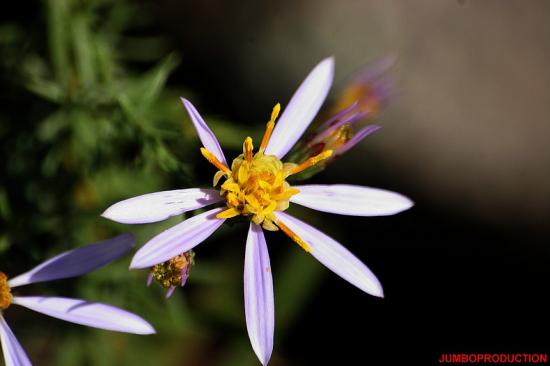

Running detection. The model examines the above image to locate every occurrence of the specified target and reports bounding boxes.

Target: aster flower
[0,234,155,366]
[102,57,413,365]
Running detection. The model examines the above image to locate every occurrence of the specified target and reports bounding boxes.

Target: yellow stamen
[288,150,333,175]
[221,181,240,193]
[216,207,241,219]
[261,200,277,216]
[200,147,230,173]
[262,219,278,231]
[226,192,240,207]
[259,103,281,152]
[243,137,254,162]
[213,171,226,186]
[275,219,311,252]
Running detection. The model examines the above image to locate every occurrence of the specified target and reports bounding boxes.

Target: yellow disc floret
[200,103,334,252]
[0,272,12,310]
[218,147,300,230]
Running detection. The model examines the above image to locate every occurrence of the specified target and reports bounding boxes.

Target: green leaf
[23,55,64,102]
[47,0,70,91]
[71,13,96,88]
[0,187,10,219]
[37,110,69,141]
[126,53,180,110]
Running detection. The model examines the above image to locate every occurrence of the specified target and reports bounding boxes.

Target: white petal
[8,234,134,288]
[244,224,274,366]
[102,188,222,224]
[13,296,155,335]
[274,212,383,297]
[291,184,413,216]
[0,316,31,366]
[264,57,334,159]
[180,98,227,165]
[130,208,225,269]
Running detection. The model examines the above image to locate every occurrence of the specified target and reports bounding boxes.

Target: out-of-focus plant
[0,1,201,364]
[0,0,188,255]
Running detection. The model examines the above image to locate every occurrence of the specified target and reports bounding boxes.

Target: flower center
[200,104,334,252]
[0,272,12,310]
[219,146,298,230]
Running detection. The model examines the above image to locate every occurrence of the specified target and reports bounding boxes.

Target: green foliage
[0,1,325,365]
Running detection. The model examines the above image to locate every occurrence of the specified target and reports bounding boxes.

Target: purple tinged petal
[180,98,227,165]
[335,125,381,155]
[101,188,223,224]
[0,316,31,366]
[130,208,225,269]
[274,212,384,297]
[264,57,335,159]
[180,268,189,287]
[370,79,393,107]
[146,273,154,287]
[311,111,368,146]
[12,296,155,335]
[316,101,358,132]
[345,111,371,127]
[244,224,274,366]
[165,287,176,299]
[353,55,396,84]
[8,234,134,289]
[290,184,413,216]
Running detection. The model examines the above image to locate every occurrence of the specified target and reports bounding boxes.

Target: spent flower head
[288,56,395,178]
[0,234,155,366]
[147,250,195,298]
[102,57,412,365]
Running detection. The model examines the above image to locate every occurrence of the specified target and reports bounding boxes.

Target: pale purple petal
[344,111,370,127]
[310,111,369,146]
[180,268,189,287]
[0,316,31,366]
[8,234,134,288]
[101,188,222,224]
[12,296,155,335]
[274,212,383,297]
[335,125,381,155]
[165,287,176,299]
[353,55,396,84]
[181,98,227,165]
[315,101,358,132]
[244,223,274,366]
[264,57,335,159]
[290,184,413,216]
[130,208,225,269]
[146,273,154,287]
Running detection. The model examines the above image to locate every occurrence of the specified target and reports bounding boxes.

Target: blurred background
[1,0,549,365]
